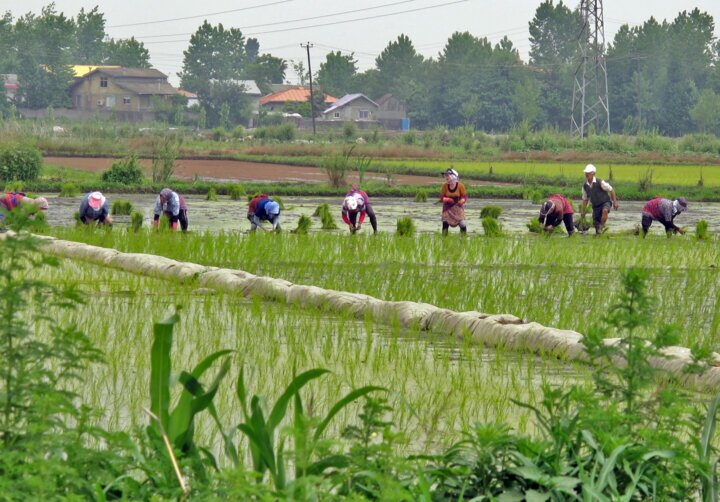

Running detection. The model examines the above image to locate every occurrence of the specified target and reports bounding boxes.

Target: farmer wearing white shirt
[580,164,618,234]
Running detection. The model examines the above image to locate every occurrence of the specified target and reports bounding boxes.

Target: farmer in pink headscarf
[79,191,111,226]
[440,168,467,235]
[341,185,377,234]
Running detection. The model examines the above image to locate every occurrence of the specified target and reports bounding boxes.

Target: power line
[106,0,293,29]
[125,0,422,40]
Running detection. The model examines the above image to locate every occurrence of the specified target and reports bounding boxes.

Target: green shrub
[637,167,653,192]
[293,214,312,234]
[343,122,357,140]
[396,217,415,236]
[697,219,710,241]
[60,183,79,197]
[402,131,416,145]
[101,155,144,185]
[480,205,502,219]
[322,150,351,188]
[111,200,133,215]
[4,180,23,192]
[211,127,227,141]
[481,217,502,237]
[414,189,428,202]
[0,144,42,181]
[231,125,245,139]
[206,187,218,201]
[228,184,245,200]
[130,211,144,233]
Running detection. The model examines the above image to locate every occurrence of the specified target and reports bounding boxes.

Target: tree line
[1,1,719,135]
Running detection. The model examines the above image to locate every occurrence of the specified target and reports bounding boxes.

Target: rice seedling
[481,217,503,237]
[414,189,428,202]
[111,199,133,215]
[526,217,543,233]
[228,184,245,200]
[313,203,338,230]
[293,214,312,234]
[130,211,144,233]
[396,217,415,236]
[206,187,218,201]
[697,219,710,241]
[480,205,503,219]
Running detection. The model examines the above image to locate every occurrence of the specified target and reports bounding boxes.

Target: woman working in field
[440,168,467,236]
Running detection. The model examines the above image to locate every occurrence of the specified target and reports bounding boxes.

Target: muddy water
[40,193,718,235]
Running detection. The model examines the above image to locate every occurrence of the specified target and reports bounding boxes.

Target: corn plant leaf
[236,365,249,420]
[149,313,179,432]
[701,396,720,461]
[313,385,386,442]
[267,368,329,431]
[306,454,349,476]
[597,444,628,490]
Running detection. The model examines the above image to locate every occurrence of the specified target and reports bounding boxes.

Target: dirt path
[44,156,510,186]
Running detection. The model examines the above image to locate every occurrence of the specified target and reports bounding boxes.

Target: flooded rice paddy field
[41,193,720,235]
[32,260,589,455]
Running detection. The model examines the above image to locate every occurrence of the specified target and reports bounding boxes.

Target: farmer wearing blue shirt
[153,188,188,232]
[79,191,111,226]
[247,193,281,231]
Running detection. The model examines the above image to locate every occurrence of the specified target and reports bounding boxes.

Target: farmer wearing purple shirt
[153,188,188,232]
[641,197,688,236]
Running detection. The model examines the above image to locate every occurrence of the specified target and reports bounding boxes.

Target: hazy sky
[4,0,720,85]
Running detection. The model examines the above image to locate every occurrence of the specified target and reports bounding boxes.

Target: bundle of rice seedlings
[314,203,337,229]
[482,217,503,237]
[206,187,218,201]
[131,211,144,233]
[60,183,78,197]
[228,184,245,200]
[396,217,415,236]
[293,214,312,234]
[480,205,502,219]
[696,220,709,241]
[527,218,543,233]
[414,189,428,202]
[111,200,133,215]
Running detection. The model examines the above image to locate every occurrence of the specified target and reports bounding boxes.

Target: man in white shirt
[580,164,618,234]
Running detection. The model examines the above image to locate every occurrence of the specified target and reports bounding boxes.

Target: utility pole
[301,42,316,135]
[570,0,610,137]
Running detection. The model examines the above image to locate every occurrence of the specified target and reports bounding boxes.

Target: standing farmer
[341,185,377,234]
[440,168,467,235]
[247,193,281,232]
[153,188,188,232]
[0,192,48,221]
[539,194,574,235]
[641,197,688,236]
[580,164,618,234]
[79,191,112,226]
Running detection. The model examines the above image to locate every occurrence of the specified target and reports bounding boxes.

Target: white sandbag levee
[18,232,720,391]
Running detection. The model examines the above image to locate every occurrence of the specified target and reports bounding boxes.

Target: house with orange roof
[260,86,337,112]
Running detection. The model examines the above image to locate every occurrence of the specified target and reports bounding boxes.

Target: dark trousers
[442,221,467,235]
[641,214,672,235]
[167,209,189,231]
[546,213,575,235]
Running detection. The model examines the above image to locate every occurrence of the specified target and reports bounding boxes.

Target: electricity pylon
[570,0,610,137]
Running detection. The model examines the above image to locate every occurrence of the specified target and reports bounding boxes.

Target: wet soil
[42,193,718,235]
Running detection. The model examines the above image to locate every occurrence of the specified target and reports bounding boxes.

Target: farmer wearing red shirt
[539,194,574,235]
[341,185,377,234]
[641,197,688,236]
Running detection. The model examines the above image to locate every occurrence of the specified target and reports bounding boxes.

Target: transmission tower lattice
[570,0,610,137]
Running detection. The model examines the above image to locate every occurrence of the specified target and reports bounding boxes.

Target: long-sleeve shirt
[79,193,109,222]
[154,191,185,217]
[643,197,674,221]
[441,182,467,211]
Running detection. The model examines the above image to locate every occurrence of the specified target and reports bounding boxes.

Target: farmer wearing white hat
[153,188,188,232]
[341,185,377,234]
[580,164,618,234]
[79,191,111,226]
[641,196,688,236]
[247,193,281,231]
[441,167,467,235]
[0,192,48,222]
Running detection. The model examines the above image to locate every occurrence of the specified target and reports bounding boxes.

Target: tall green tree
[373,34,424,99]
[73,6,105,64]
[316,51,357,98]
[179,21,247,93]
[247,54,287,93]
[528,0,581,128]
[104,37,150,68]
[690,88,720,134]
